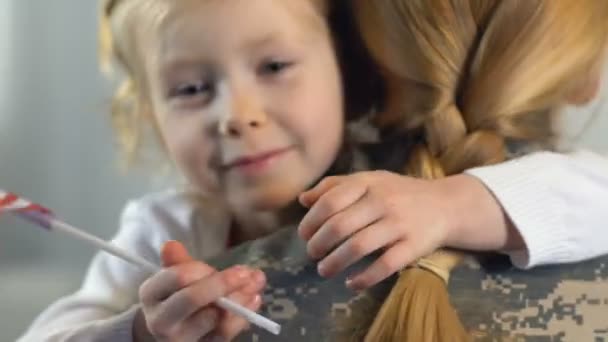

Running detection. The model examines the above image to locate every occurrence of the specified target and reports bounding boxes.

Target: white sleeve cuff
[41,305,140,342]
[89,305,139,342]
[465,153,572,269]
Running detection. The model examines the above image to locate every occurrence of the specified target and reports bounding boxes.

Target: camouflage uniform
[209,225,608,341]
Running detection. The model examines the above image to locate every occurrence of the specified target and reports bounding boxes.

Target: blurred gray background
[0,1,607,341]
[0,1,167,340]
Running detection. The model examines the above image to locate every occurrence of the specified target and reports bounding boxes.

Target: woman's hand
[298,171,519,291]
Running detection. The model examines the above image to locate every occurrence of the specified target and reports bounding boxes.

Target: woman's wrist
[439,174,524,252]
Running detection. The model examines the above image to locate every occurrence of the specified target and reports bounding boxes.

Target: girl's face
[145,0,344,212]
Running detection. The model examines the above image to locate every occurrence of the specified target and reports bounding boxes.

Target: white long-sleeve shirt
[17,150,608,342]
[467,149,608,268]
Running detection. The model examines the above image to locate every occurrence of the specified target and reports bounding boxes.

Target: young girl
[17,0,608,341]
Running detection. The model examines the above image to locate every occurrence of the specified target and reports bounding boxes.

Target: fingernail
[299,229,311,241]
[254,270,266,284]
[249,294,261,306]
[317,263,326,277]
[233,265,250,279]
[345,277,360,292]
[299,193,311,207]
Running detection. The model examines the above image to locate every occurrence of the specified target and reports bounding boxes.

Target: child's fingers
[140,261,216,306]
[239,269,267,295]
[317,220,397,278]
[141,241,211,306]
[346,240,412,291]
[215,270,265,339]
[306,192,382,260]
[298,181,367,242]
[161,240,194,267]
[153,265,255,328]
[217,290,263,339]
[175,307,221,341]
[298,176,343,207]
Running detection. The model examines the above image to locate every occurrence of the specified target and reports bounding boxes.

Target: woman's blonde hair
[346,0,608,340]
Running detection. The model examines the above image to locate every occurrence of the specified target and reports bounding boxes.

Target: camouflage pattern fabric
[209,226,608,342]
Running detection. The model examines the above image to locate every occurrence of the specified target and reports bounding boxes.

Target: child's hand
[298,171,511,291]
[135,241,266,342]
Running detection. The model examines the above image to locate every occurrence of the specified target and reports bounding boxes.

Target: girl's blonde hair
[99,0,170,164]
[98,0,353,165]
[347,0,608,340]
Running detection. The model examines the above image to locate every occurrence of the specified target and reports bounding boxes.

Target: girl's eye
[170,82,213,98]
[259,60,293,76]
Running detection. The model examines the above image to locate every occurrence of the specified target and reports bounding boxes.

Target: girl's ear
[566,73,602,106]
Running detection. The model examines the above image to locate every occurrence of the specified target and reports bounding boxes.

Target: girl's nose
[218,86,267,137]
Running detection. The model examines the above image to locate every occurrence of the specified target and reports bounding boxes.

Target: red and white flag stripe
[0,190,52,215]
